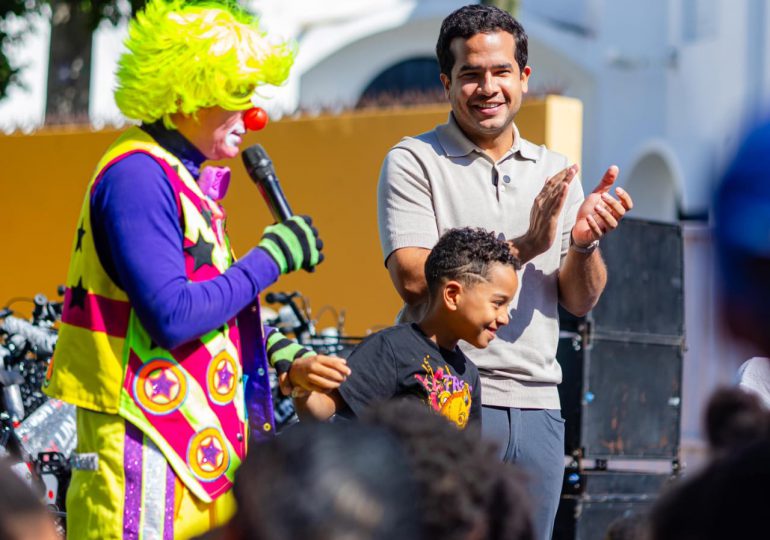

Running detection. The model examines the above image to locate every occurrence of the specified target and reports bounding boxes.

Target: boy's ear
[443,280,463,310]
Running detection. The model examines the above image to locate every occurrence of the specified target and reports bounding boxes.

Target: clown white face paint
[175,106,248,161]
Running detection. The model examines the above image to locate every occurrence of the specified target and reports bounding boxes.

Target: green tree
[480,0,520,15]
[0,0,146,121]
[0,0,44,100]
[45,0,146,124]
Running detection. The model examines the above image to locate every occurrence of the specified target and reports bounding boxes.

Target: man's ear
[520,65,532,94]
[443,281,463,311]
[440,73,451,100]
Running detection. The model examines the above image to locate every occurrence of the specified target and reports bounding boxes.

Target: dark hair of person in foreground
[704,386,770,457]
[223,421,420,540]
[650,386,770,540]
[362,399,534,540]
[648,433,770,540]
[0,459,59,540]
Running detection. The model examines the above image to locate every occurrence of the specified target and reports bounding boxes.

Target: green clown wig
[115,0,295,128]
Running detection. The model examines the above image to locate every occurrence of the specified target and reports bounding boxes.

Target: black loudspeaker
[554,469,672,540]
[557,218,685,460]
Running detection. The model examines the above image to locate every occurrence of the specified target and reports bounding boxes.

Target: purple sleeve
[91,153,280,350]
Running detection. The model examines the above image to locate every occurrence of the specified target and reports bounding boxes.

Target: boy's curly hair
[425,227,520,296]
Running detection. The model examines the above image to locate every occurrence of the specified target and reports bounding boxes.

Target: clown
[44,1,351,538]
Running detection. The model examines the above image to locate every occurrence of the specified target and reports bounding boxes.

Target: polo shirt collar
[436,113,541,162]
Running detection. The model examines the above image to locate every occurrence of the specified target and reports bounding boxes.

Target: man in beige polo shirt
[377,5,633,539]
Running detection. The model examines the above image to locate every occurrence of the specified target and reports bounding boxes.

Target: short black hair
[436,4,528,77]
[425,227,520,297]
[362,400,534,540]
[229,422,420,540]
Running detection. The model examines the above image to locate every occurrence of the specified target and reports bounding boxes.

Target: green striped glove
[265,327,315,374]
[258,215,324,274]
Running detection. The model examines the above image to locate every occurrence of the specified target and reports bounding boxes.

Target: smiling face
[173,106,247,161]
[446,262,519,349]
[440,31,530,153]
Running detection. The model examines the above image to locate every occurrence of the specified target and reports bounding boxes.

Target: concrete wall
[1,96,582,335]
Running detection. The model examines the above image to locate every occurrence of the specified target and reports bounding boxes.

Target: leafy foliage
[480,0,520,15]
[0,0,147,101]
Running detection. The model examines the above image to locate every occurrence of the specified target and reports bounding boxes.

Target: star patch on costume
[68,278,88,310]
[200,208,214,229]
[184,234,214,271]
[188,427,230,482]
[206,350,238,405]
[134,359,188,415]
[75,221,86,252]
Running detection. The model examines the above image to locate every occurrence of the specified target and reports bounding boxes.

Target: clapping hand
[571,166,633,248]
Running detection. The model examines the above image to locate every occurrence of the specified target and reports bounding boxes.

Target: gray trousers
[482,406,565,540]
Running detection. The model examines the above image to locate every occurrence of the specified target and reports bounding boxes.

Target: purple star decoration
[151,370,176,399]
[200,440,222,466]
[216,364,233,391]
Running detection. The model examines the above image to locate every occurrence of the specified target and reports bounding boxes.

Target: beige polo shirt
[377,114,584,409]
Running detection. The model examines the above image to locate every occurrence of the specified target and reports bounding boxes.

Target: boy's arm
[264,326,350,394]
[292,389,346,421]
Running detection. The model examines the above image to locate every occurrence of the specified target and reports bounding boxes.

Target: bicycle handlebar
[1,316,58,356]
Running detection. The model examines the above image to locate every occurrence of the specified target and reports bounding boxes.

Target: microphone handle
[257,173,294,222]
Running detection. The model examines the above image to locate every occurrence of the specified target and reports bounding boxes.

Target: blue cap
[714,121,770,257]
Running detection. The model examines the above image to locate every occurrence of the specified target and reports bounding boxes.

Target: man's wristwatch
[570,233,599,254]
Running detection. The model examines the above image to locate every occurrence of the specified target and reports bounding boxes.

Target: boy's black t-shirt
[337,323,481,429]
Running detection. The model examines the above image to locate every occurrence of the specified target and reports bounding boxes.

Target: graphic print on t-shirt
[414,356,472,429]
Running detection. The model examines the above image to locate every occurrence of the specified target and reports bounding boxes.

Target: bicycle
[1,292,74,531]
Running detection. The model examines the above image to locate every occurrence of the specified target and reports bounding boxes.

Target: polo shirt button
[257,368,265,376]
[503,175,511,183]
[237,433,243,441]
[263,423,272,432]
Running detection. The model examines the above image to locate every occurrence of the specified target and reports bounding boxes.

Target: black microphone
[242,144,293,222]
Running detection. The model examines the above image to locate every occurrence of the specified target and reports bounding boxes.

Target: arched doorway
[625,152,679,222]
[357,56,443,106]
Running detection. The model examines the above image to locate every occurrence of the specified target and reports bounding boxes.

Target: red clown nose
[244,107,269,131]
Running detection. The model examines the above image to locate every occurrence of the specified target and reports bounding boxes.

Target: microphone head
[242,144,274,184]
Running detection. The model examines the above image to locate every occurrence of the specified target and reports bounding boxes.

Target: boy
[298,227,519,428]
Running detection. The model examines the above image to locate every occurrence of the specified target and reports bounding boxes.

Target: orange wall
[1,97,581,334]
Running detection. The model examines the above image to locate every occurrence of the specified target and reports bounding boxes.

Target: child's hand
[279,354,351,395]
